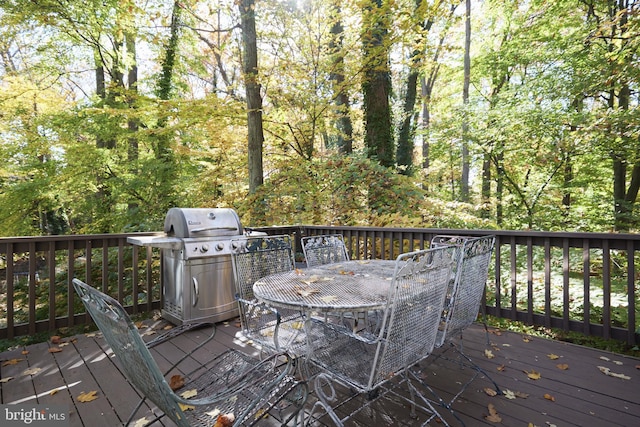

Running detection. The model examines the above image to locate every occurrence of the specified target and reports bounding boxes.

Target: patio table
[252,260,396,314]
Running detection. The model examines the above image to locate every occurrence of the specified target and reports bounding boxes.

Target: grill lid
[164,208,243,238]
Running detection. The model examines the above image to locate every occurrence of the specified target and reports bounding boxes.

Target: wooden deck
[1,318,639,426]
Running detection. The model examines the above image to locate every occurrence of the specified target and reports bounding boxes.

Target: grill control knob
[215,242,225,251]
[200,244,209,253]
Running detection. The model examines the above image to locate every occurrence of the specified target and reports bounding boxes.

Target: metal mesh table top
[253,260,396,312]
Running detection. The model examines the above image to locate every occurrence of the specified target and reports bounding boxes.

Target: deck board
[1,319,639,427]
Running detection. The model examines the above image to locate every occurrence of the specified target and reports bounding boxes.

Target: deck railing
[1,226,639,345]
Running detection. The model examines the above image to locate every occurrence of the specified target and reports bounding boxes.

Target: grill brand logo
[1,405,68,426]
[188,220,202,225]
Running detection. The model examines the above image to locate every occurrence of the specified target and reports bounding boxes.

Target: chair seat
[180,349,301,426]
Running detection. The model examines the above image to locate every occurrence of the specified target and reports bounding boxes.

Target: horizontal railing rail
[1,227,638,345]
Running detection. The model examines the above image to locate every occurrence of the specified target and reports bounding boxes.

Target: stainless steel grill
[128,207,246,325]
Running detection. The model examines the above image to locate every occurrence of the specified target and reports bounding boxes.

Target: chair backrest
[371,245,458,388]
[72,279,190,427]
[431,235,496,346]
[230,234,296,302]
[301,234,349,267]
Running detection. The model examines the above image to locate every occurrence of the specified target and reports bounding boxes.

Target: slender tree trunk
[460,0,471,202]
[239,0,265,200]
[328,2,353,154]
[126,34,139,214]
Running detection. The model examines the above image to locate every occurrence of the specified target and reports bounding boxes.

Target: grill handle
[192,277,199,306]
[190,226,238,233]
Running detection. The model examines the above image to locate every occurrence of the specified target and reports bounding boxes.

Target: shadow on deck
[1,320,638,426]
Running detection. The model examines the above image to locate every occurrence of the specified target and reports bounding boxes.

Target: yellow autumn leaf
[133,417,149,427]
[319,295,338,303]
[484,403,502,423]
[556,363,569,370]
[544,393,555,401]
[522,336,531,342]
[77,391,99,402]
[2,358,24,366]
[483,387,498,397]
[22,367,42,376]
[525,369,541,380]
[181,389,198,399]
[0,377,14,383]
[50,389,58,396]
[547,353,560,360]
[178,403,195,411]
[484,349,495,359]
[503,389,516,399]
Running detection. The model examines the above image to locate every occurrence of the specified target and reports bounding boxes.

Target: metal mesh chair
[425,235,501,404]
[72,278,307,427]
[305,246,460,426]
[431,235,496,348]
[230,235,307,354]
[301,234,349,267]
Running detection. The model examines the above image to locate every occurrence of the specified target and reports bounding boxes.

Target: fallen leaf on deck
[135,321,144,329]
[180,389,198,399]
[484,403,502,423]
[170,374,185,390]
[22,367,42,376]
[598,365,630,380]
[635,365,640,370]
[0,377,14,383]
[497,364,506,372]
[48,347,62,353]
[547,353,560,360]
[484,349,495,359]
[503,389,516,399]
[489,329,502,336]
[77,391,99,402]
[544,393,555,401]
[50,389,58,396]
[294,268,305,275]
[525,369,541,380]
[522,336,531,342]
[514,391,529,398]
[86,332,97,337]
[556,363,569,370]
[253,408,267,420]
[140,330,156,337]
[59,342,70,347]
[178,403,195,411]
[2,358,24,366]
[21,350,29,355]
[50,336,62,344]
[214,413,235,427]
[132,417,149,427]
[613,360,623,365]
[599,356,610,362]
[484,387,498,396]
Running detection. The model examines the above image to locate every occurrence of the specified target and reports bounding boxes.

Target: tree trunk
[239,0,265,205]
[329,2,353,154]
[362,0,393,168]
[460,0,471,202]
